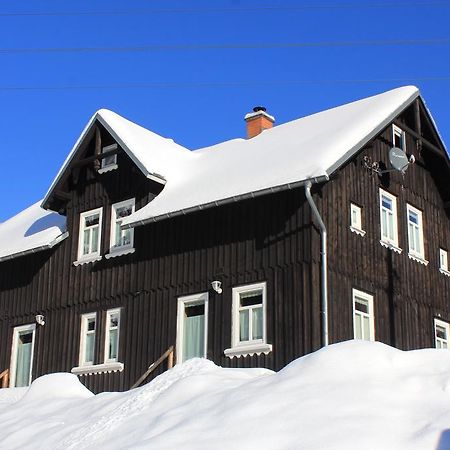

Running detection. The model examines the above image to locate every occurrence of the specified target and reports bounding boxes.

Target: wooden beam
[0,369,9,388]
[94,126,101,171]
[131,346,174,389]
[72,147,119,168]
[414,99,422,152]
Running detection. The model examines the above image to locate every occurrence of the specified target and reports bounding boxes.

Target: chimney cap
[253,106,267,113]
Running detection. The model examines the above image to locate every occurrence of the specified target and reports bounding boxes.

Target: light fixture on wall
[35,314,45,326]
[211,280,222,294]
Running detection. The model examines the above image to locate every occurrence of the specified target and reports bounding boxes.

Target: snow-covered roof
[0,201,67,262]
[123,85,419,227]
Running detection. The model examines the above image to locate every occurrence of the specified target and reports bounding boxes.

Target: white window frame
[106,199,135,259]
[434,318,450,349]
[439,248,450,276]
[379,189,401,253]
[176,293,209,363]
[392,124,406,151]
[75,207,103,265]
[350,203,365,236]
[79,312,97,366]
[352,289,375,342]
[104,308,121,363]
[224,282,272,358]
[98,143,118,174]
[406,204,428,265]
[9,324,36,388]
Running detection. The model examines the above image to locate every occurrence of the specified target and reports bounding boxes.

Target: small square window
[392,125,406,151]
[107,199,135,258]
[379,189,400,252]
[98,143,118,173]
[224,282,272,358]
[434,319,449,349]
[350,203,365,236]
[406,204,427,265]
[440,249,449,276]
[353,289,375,342]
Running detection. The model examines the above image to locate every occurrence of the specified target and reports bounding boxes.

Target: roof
[122,85,420,227]
[0,85,437,261]
[0,201,67,262]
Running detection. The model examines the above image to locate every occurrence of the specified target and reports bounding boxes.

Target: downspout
[305,181,328,347]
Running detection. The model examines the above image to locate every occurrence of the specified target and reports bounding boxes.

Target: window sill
[408,253,429,266]
[439,268,450,277]
[98,164,118,174]
[71,362,124,376]
[379,240,402,254]
[224,343,272,359]
[73,255,102,266]
[350,226,366,237]
[105,247,135,259]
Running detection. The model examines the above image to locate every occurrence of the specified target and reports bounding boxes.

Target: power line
[1,2,450,17]
[1,39,450,54]
[1,77,450,91]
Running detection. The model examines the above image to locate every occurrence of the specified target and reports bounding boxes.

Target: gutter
[305,181,328,347]
[0,231,68,263]
[123,175,329,229]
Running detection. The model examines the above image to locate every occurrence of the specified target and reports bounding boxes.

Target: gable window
[224,282,272,358]
[406,204,427,265]
[350,203,365,236]
[393,124,406,151]
[75,207,103,265]
[72,310,124,376]
[434,319,449,349]
[439,249,450,276]
[9,324,36,387]
[106,199,135,258]
[79,313,96,366]
[98,143,118,174]
[105,309,121,363]
[379,189,401,252]
[352,289,375,342]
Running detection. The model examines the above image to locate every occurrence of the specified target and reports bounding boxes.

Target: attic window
[98,143,118,174]
[392,125,406,151]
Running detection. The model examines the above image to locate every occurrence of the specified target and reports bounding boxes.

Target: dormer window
[106,199,135,258]
[98,143,118,174]
[392,124,406,151]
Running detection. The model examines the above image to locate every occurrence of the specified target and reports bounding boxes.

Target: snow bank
[1,341,450,450]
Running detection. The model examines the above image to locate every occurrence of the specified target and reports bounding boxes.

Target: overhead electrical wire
[0,39,449,54]
[1,77,450,92]
[1,2,450,17]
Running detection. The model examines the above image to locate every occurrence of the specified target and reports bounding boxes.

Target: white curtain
[15,336,32,387]
[183,315,205,361]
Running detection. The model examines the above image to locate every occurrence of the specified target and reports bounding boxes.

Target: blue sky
[1,0,449,221]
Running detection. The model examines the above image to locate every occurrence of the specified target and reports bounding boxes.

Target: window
[98,143,118,173]
[9,324,36,387]
[224,282,272,358]
[406,204,427,264]
[392,124,406,151]
[440,249,450,276]
[105,309,121,362]
[176,293,208,363]
[106,199,135,258]
[352,289,375,342]
[434,319,449,349]
[75,207,103,264]
[79,313,96,366]
[350,203,365,236]
[379,189,400,252]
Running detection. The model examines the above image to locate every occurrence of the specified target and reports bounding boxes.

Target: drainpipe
[305,181,328,347]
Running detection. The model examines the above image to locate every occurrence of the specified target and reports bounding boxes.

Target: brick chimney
[245,106,275,139]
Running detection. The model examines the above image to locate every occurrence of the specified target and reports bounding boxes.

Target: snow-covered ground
[1,340,450,450]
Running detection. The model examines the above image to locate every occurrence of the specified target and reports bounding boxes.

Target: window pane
[15,332,33,387]
[354,314,362,340]
[85,333,95,363]
[85,214,99,227]
[122,229,131,246]
[382,210,388,238]
[239,310,249,341]
[252,307,263,340]
[363,316,370,341]
[183,314,205,361]
[83,229,90,255]
[240,290,263,307]
[87,317,96,332]
[91,227,99,253]
[109,329,118,360]
[103,154,116,167]
[409,211,418,225]
[355,298,369,314]
[110,314,119,328]
[382,197,392,210]
[436,325,447,340]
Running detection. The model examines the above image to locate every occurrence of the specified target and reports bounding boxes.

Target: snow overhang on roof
[121,85,421,228]
[0,201,67,262]
[41,109,192,211]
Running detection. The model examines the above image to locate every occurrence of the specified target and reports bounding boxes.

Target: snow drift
[1,341,450,450]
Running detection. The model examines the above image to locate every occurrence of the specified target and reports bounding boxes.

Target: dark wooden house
[0,86,449,393]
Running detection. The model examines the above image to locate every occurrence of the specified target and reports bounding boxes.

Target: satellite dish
[389,147,410,174]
